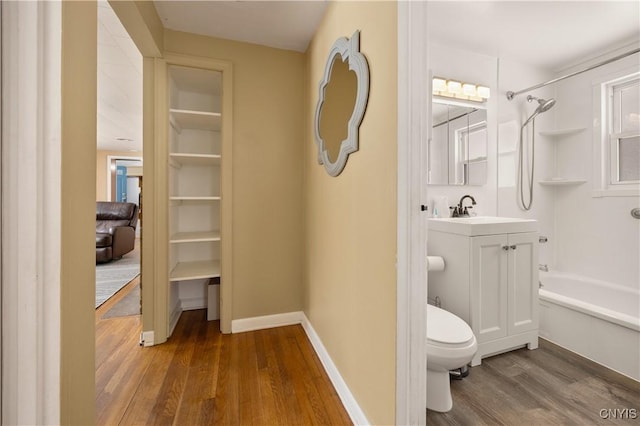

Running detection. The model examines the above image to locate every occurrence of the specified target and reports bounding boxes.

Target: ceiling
[98,1,639,152]
[97,0,143,152]
[153,1,328,53]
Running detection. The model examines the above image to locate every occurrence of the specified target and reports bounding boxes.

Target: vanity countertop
[428,216,538,236]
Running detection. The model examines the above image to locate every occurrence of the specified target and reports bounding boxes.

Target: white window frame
[608,77,640,186]
[454,120,486,183]
[592,68,640,197]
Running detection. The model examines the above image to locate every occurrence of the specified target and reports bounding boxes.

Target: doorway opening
[94,0,144,403]
[96,155,142,312]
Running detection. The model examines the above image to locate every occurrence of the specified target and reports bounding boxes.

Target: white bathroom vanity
[428,216,539,366]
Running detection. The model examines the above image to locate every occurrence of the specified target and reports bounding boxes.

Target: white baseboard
[231,311,368,425]
[140,331,155,347]
[231,311,304,333]
[300,314,370,426]
[180,296,207,311]
[169,303,182,337]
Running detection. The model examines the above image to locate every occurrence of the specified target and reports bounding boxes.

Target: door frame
[106,155,142,201]
[1,1,64,422]
[146,53,233,344]
[0,3,4,419]
[396,2,429,424]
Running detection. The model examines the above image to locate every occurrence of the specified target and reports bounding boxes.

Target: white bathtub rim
[540,289,640,332]
[540,271,638,295]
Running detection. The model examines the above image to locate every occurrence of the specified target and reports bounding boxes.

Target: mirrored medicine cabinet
[428,98,488,186]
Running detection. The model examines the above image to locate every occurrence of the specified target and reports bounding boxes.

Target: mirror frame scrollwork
[314,30,370,177]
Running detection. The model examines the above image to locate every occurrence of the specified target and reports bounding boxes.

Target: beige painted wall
[164,30,305,319]
[96,149,142,201]
[303,2,398,425]
[109,0,164,57]
[61,1,97,424]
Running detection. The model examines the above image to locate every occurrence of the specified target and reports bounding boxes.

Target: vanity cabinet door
[507,232,539,335]
[470,234,509,343]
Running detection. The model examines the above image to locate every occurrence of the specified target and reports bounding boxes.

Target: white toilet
[426,304,477,413]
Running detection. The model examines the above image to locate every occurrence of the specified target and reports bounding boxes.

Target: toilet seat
[427,304,474,345]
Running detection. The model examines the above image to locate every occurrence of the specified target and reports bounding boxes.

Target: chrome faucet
[453,195,476,217]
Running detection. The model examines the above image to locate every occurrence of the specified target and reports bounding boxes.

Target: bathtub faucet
[539,264,549,272]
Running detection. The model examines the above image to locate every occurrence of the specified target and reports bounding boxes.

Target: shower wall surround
[493,50,639,291]
[551,51,640,291]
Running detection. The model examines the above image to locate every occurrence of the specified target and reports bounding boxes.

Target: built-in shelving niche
[538,127,588,186]
[168,65,223,335]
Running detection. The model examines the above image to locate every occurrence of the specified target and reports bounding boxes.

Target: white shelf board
[539,179,587,186]
[170,231,221,243]
[169,153,221,167]
[170,109,221,132]
[170,260,221,282]
[538,127,586,137]
[170,196,221,201]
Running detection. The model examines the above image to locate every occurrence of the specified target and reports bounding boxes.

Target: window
[607,75,640,186]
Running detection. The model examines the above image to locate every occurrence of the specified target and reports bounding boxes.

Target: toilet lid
[427,304,474,344]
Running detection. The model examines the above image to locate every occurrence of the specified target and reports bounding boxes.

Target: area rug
[102,283,141,319]
[95,241,140,308]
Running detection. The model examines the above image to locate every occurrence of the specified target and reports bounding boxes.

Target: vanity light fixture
[433,77,490,103]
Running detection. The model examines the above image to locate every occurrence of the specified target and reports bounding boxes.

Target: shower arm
[506,48,640,100]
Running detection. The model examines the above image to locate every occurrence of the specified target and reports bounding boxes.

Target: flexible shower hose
[518,118,535,211]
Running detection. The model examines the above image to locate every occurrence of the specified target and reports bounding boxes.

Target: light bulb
[477,86,491,99]
[447,80,462,94]
[432,78,447,93]
[463,83,477,97]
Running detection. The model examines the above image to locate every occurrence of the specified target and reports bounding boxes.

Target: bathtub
[539,272,640,381]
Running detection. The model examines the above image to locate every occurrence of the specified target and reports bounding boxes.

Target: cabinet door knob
[502,246,509,251]
[510,245,517,250]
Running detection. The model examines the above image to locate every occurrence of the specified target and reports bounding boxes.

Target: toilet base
[426,369,453,412]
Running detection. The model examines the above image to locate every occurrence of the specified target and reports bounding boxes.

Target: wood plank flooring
[428,339,640,425]
[99,284,639,425]
[95,287,351,426]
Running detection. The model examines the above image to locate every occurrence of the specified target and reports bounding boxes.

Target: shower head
[523,95,556,126]
[532,96,556,113]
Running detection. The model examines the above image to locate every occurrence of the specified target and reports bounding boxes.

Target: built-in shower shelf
[539,179,587,186]
[538,127,586,137]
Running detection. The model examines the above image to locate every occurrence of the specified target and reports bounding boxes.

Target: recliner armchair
[96,201,139,263]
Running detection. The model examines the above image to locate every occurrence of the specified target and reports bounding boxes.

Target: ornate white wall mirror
[314,30,370,177]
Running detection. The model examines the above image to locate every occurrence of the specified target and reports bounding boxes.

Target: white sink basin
[429,216,537,236]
